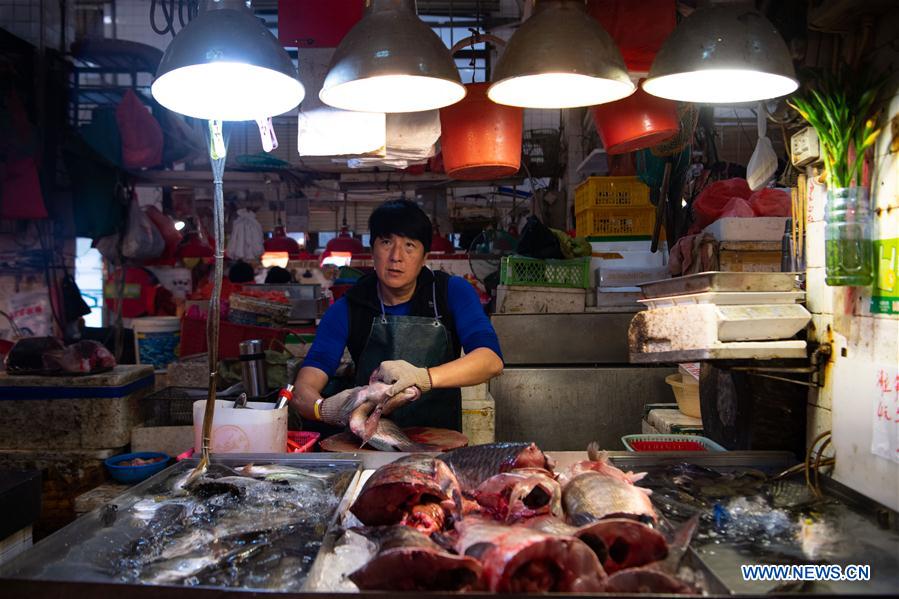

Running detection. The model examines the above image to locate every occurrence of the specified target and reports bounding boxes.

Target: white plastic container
[462,394,495,445]
[192,399,288,454]
[132,316,181,371]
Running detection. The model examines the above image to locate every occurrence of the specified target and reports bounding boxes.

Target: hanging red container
[590,84,679,155]
[439,82,523,181]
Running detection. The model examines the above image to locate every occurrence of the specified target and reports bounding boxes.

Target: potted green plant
[789,67,884,286]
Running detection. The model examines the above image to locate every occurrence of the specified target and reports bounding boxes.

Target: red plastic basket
[287,431,320,453]
[179,315,289,359]
[629,440,709,452]
[175,431,319,459]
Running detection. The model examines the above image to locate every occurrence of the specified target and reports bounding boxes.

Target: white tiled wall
[806,70,899,511]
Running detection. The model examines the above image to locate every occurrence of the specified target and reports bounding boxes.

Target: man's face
[372,234,427,292]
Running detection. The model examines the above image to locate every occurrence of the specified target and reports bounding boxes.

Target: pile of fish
[343,442,695,593]
[107,462,353,590]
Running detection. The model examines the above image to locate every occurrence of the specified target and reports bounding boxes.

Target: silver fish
[363,418,434,452]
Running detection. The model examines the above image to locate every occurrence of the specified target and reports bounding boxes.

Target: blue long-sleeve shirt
[302,275,502,376]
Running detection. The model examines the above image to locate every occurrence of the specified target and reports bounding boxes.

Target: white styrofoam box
[496,285,586,314]
[716,304,811,342]
[590,250,667,286]
[629,303,811,353]
[704,217,789,241]
[805,267,833,315]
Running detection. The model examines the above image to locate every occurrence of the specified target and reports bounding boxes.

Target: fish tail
[587,442,607,463]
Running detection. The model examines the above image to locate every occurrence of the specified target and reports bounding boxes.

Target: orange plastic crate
[575,176,651,213]
[575,205,656,238]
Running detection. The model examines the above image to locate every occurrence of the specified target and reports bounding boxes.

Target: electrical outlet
[791,127,821,166]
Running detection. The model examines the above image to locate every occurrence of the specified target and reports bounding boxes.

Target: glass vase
[825,187,873,286]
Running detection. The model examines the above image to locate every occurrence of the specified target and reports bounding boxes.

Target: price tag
[871,364,899,463]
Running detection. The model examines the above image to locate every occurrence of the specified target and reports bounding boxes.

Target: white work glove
[375,359,432,397]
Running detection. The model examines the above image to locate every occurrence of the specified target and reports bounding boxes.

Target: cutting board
[320,426,468,452]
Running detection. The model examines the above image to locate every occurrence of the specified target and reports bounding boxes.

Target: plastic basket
[499,256,590,289]
[621,434,726,452]
[287,431,320,453]
[141,386,199,426]
[576,205,656,238]
[575,176,651,213]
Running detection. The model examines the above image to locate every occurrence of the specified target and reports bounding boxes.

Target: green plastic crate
[499,256,591,289]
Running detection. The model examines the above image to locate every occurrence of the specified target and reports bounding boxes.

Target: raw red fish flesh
[439,442,554,490]
[350,455,461,529]
[455,517,606,592]
[349,526,483,591]
[42,340,117,374]
[525,516,668,574]
[603,567,696,594]
[473,469,562,523]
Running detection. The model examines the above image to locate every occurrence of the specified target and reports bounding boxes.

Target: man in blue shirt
[292,199,503,432]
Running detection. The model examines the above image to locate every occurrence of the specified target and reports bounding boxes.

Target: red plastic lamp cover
[277,0,364,48]
[587,0,677,72]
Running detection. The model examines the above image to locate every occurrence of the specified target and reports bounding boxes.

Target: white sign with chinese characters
[872,365,899,463]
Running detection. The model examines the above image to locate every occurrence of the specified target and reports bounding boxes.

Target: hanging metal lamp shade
[151,0,304,121]
[319,0,465,113]
[643,5,798,104]
[488,0,634,109]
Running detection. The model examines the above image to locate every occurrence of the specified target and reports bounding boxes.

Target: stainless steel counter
[490,366,676,451]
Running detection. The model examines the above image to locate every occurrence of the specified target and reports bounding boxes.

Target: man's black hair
[228,260,255,283]
[369,199,432,253]
[265,266,293,284]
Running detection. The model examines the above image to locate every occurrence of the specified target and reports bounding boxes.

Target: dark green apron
[353,277,461,431]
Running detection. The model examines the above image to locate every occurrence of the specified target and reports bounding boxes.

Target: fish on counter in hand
[350,455,462,531]
[473,469,563,523]
[439,442,554,490]
[455,516,606,592]
[349,381,421,445]
[349,526,483,591]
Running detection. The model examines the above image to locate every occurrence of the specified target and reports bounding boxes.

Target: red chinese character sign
[872,366,899,463]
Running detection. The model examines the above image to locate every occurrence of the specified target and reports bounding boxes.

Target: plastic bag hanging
[227,208,265,261]
[746,102,778,191]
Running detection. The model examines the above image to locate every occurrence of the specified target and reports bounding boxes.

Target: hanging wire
[150,0,198,38]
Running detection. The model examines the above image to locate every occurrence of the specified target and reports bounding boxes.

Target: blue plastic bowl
[104,452,171,484]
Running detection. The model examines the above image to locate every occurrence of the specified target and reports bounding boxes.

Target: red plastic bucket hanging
[590,83,679,155]
[439,81,523,180]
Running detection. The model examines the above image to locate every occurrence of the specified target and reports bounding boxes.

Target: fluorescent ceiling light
[644,5,798,104]
[152,0,303,121]
[320,0,464,113]
[488,0,634,109]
